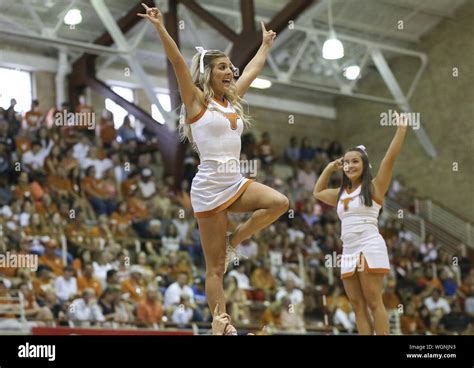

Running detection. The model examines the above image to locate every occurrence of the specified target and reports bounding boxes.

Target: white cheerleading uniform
[337,185,390,279]
[188,97,253,218]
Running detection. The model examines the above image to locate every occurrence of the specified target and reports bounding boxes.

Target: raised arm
[138,3,202,116]
[313,158,342,206]
[235,22,276,98]
[372,112,408,198]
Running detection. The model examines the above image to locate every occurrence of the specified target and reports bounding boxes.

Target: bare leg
[227,182,289,246]
[343,273,374,335]
[197,211,228,315]
[358,261,389,335]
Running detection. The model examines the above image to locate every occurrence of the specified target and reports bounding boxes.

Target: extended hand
[137,3,163,27]
[261,21,276,48]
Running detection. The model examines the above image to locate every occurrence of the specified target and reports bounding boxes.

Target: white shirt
[164,282,195,308]
[72,142,90,161]
[162,236,180,253]
[236,240,258,259]
[93,262,113,289]
[171,307,193,324]
[227,270,250,290]
[276,288,304,305]
[138,180,156,198]
[54,276,78,302]
[69,298,104,322]
[172,219,190,243]
[424,296,451,314]
[22,141,54,171]
[81,158,113,179]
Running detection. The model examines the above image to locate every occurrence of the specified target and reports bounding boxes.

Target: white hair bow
[195,46,207,74]
[356,145,372,168]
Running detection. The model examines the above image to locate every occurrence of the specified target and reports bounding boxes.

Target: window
[0,67,32,114]
[105,86,135,129]
[151,93,171,124]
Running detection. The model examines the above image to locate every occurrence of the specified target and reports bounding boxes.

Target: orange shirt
[127,197,149,220]
[15,136,31,155]
[121,279,146,302]
[77,275,102,296]
[136,300,163,324]
[38,255,64,276]
[99,119,117,144]
[47,174,73,194]
[251,268,276,290]
[81,176,108,198]
[25,110,43,129]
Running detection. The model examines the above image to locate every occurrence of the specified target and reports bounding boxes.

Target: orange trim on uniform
[212,96,228,108]
[340,252,389,280]
[187,104,208,124]
[194,179,254,218]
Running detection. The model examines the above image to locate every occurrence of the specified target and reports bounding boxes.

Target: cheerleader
[313,113,408,335]
[139,4,288,332]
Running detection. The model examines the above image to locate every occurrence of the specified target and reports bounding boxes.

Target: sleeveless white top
[337,185,382,237]
[189,97,244,164]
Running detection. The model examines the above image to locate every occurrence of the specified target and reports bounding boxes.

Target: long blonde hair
[178,50,252,143]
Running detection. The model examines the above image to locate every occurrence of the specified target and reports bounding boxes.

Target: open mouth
[222,79,231,87]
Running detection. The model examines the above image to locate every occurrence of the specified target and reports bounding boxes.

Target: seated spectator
[224,276,250,325]
[260,300,282,333]
[424,289,451,316]
[400,301,426,335]
[163,272,195,310]
[439,301,470,335]
[420,234,439,263]
[12,172,44,202]
[136,286,164,326]
[99,286,130,324]
[38,239,64,277]
[171,294,195,326]
[81,147,113,179]
[81,166,116,216]
[54,266,78,303]
[280,296,306,333]
[440,269,458,299]
[22,140,54,175]
[276,279,304,306]
[251,259,277,300]
[24,100,43,132]
[161,223,180,254]
[327,285,355,333]
[69,288,104,325]
[228,263,251,290]
[98,109,116,148]
[236,238,258,261]
[77,263,102,297]
[121,265,147,302]
[117,115,137,143]
[137,168,156,199]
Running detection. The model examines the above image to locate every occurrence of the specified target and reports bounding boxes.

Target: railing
[384,198,463,254]
[416,198,473,248]
[0,291,28,332]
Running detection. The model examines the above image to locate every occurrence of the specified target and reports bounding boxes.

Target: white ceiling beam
[371,48,436,158]
[22,0,45,32]
[91,0,174,127]
[377,0,455,18]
